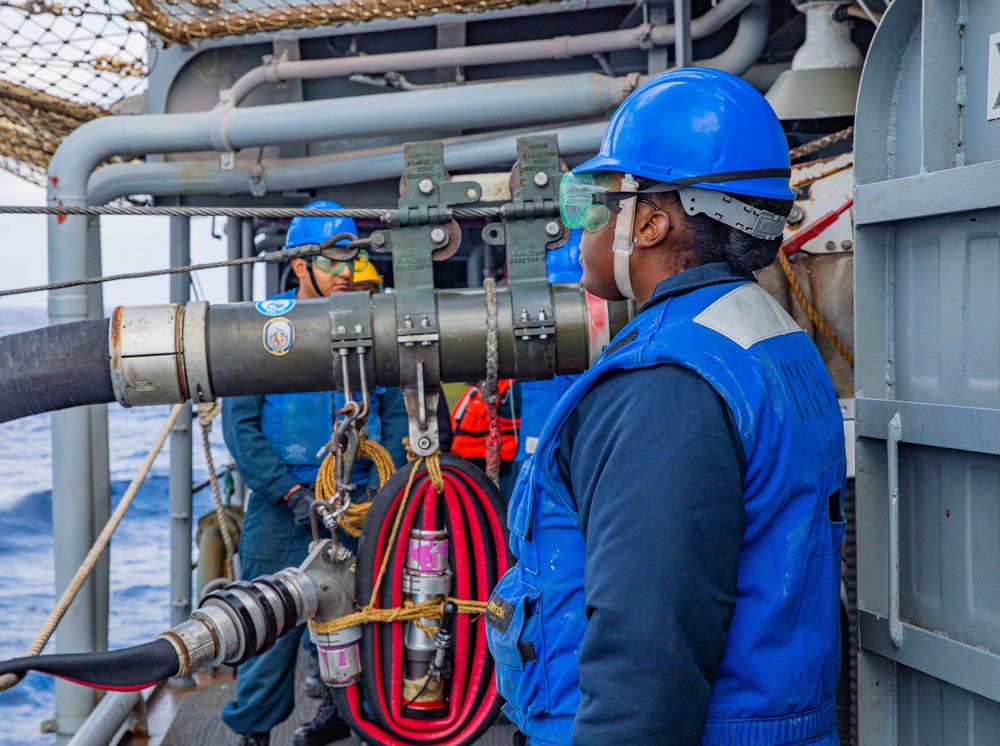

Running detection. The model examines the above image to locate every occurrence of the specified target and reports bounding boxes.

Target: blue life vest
[259,290,383,488]
[486,280,846,746]
[513,377,578,466]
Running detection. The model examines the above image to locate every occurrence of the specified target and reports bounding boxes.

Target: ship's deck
[129,649,515,746]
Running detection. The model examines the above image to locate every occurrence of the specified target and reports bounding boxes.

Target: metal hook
[335,425,361,493]
[355,347,371,421]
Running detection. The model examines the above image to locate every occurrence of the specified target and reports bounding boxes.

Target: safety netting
[0,0,545,185]
[0,0,147,183]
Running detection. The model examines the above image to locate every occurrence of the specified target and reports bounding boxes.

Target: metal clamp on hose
[109,304,186,407]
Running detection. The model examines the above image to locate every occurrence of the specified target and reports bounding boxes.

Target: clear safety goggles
[312,248,369,275]
[559,171,660,233]
[560,169,790,240]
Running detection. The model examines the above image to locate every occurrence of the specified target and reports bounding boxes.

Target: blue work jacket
[486,265,846,746]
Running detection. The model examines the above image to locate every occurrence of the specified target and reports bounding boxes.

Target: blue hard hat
[547,229,583,283]
[575,68,794,200]
[285,200,359,248]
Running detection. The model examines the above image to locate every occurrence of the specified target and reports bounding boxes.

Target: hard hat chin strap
[304,261,326,297]
[612,174,639,301]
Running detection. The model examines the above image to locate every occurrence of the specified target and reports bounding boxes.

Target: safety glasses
[559,171,616,232]
[312,249,369,275]
[559,171,664,232]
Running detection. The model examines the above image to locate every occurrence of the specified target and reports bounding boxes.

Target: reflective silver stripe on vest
[693,282,803,350]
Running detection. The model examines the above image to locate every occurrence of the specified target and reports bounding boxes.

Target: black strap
[518,641,538,664]
[594,167,792,209]
[513,730,529,746]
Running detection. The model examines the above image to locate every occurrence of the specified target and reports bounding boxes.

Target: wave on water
[0,305,234,745]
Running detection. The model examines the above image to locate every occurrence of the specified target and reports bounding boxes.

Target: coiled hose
[335,453,511,746]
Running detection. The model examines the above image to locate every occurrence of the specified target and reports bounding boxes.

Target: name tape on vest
[485,592,515,634]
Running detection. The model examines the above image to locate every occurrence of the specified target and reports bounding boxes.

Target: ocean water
[0,307,232,744]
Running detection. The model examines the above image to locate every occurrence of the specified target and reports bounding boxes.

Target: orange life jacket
[450,380,519,461]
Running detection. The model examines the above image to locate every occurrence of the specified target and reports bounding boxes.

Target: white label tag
[525,436,539,455]
[988,32,1000,121]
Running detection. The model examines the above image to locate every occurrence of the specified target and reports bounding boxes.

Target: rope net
[0,0,551,185]
[0,0,146,183]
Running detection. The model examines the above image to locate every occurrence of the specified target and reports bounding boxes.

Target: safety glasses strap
[597,167,792,204]
[612,175,639,301]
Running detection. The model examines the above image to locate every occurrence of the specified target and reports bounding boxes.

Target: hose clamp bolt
[545,221,561,237]
[418,179,435,195]
[533,171,549,187]
[430,227,448,245]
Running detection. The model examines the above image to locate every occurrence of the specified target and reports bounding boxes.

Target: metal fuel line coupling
[159,568,317,675]
[109,301,213,407]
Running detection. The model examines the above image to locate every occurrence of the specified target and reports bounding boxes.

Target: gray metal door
[855,0,1000,742]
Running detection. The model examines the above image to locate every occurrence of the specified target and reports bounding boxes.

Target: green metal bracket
[390,141,482,456]
[487,135,563,381]
[330,290,376,402]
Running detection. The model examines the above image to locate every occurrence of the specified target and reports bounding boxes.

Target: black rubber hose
[0,319,114,424]
[0,639,180,691]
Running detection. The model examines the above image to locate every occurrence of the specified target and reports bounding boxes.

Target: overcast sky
[0,169,232,314]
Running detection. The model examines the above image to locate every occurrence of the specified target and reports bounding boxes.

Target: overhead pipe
[689,0,770,75]
[49,70,635,324]
[223,0,754,106]
[85,121,607,205]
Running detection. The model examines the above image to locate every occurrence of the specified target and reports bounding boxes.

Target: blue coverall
[220,386,409,735]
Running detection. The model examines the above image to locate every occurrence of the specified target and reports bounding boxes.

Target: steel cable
[0,238,370,298]
[0,204,510,219]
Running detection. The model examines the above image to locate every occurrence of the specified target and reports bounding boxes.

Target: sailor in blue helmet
[510,230,583,490]
[485,69,846,746]
[221,201,410,746]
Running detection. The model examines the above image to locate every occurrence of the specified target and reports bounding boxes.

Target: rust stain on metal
[175,304,189,402]
[790,152,854,189]
[109,306,124,364]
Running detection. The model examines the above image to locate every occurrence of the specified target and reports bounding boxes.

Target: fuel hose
[0,454,509,746]
[335,453,511,746]
[0,639,180,692]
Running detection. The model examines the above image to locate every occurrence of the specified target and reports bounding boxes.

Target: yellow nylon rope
[777,250,856,369]
[308,450,484,636]
[316,434,397,537]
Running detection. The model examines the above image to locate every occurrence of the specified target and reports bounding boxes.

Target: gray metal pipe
[50,71,633,326]
[227,218,243,303]
[674,0,693,67]
[217,73,633,153]
[65,690,143,746]
[691,0,769,75]
[168,217,194,632]
[85,217,111,658]
[225,0,753,105]
[86,121,606,206]
[648,0,753,44]
[52,408,98,742]
[241,219,254,302]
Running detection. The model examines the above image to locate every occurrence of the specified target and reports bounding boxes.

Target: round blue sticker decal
[263,317,295,356]
[256,298,295,316]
